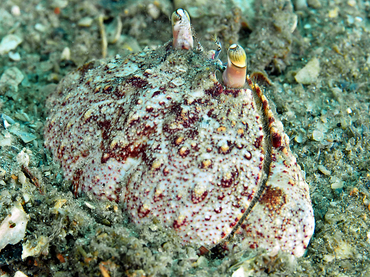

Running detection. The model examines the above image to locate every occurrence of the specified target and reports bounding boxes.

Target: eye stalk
[171,9,193,50]
[222,44,247,88]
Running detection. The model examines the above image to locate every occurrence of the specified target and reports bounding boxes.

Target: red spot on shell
[220,171,237,188]
[153,193,164,202]
[103,85,113,93]
[173,217,187,229]
[127,76,148,88]
[191,190,208,204]
[205,83,223,97]
[138,204,150,218]
[272,132,282,148]
[244,150,252,160]
[163,167,169,176]
[262,100,268,110]
[72,169,83,197]
[249,243,258,249]
[253,135,263,148]
[224,89,240,97]
[214,206,222,213]
[146,106,154,112]
[152,91,161,97]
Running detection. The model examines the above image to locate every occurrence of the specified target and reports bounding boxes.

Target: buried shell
[44,9,314,257]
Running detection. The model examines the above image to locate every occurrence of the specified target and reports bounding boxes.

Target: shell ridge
[233,77,315,256]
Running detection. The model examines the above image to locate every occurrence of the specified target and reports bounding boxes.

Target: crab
[44,9,314,257]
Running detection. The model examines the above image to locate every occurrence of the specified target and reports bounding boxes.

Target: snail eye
[228,44,247,68]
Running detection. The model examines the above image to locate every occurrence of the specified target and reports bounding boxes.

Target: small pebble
[22,236,49,260]
[294,134,303,143]
[78,17,94,27]
[347,0,356,7]
[61,47,71,60]
[0,134,12,146]
[311,129,324,141]
[10,127,37,143]
[2,119,11,129]
[0,67,24,92]
[295,58,320,84]
[147,3,161,19]
[85,202,95,210]
[35,23,47,32]
[9,51,21,61]
[2,114,16,124]
[149,224,158,231]
[328,7,339,18]
[318,165,331,176]
[18,172,27,186]
[11,5,21,16]
[16,150,30,167]
[307,0,321,8]
[52,0,68,9]
[15,111,30,122]
[106,16,122,44]
[23,193,31,203]
[14,271,28,277]
[294,0,308,10]
[331,181,344,190]
[0,34,23,55]
[196,256,209,268]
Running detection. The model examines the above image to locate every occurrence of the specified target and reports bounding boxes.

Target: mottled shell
[44,42,314,257]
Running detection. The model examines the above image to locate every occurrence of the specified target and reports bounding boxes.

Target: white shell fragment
[14,272,28,277]
[9,51,21,61]
[147,3,161,19]
[22,236,49,260]
[0,203,29,252]
[11,5,21,16]
[0,34,23,55]
[77,17,94,27]
[106,16,123,44]
[9,126,37,143]
[61,47,71,61]
[16,149,30,167]
[0,67,24,92]
[295,57,320,84]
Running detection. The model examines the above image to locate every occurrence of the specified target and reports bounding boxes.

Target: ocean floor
[0,0,369,276]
